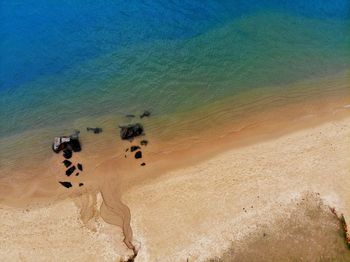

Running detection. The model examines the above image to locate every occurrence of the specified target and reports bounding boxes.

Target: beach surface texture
[1,116,349,261]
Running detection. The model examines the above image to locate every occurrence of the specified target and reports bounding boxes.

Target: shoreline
[1,69,349,180]
[0,89,349,202]
[1,114,349,260]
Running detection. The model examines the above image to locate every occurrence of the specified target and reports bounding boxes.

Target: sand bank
[1,115,349,261]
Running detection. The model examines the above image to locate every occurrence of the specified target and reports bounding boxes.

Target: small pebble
[77,163,83,171]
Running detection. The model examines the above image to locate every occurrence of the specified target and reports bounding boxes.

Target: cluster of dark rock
[119,123,144,140]
[121,122,150,166]
[52,131,81,153]
[121,110,151,166]
[52,131,84,189]
[124,142,146,166]
[53,110,152,189]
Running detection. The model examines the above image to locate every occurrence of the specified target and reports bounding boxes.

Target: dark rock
[66,166,76,176]
[75,172,80,176]
[52,137,68,153]
[87,127,103,134]
[79,183,84,187]
[77,163,83,171]
[69,138,81,152]
[63,149,72,159]
[52,131,81,153]
[62,160,72,168]
[119,123,144,140]
[59,181,72,188]
[130,146,141,152]
[125,148,129,152]
[141,163,146,166]
[140,140,148,146]
[135,151,142,159]
[140,110,151,118]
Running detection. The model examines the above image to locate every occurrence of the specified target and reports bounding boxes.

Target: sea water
[0,0,349,174]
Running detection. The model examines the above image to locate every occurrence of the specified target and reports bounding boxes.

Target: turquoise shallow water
[0,1,349,172]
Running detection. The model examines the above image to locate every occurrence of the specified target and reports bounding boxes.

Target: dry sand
[1,116,349,261]
[122,116,350,261]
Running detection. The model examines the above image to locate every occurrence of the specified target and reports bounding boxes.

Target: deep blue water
[1,0,348,90]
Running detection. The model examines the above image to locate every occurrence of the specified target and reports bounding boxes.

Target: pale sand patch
[123,117,350,261]
[0,194,134,262]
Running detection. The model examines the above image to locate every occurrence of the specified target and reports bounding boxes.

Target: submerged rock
[59,181,72,188]
[130,146,141,152]
[65,166,76,176]
[126,114,135,118]
[140,110,151,118]
[52,131,81,153]
[119,123,144,140]
[87,127,102,134]
[134,151,142,159]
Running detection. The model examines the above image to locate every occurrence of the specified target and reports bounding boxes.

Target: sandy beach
[1,114,349,261]
[123,116,350,261]
[1,1,349,261]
